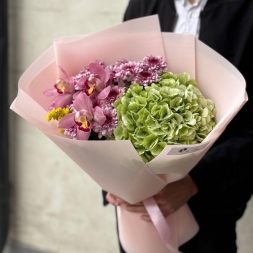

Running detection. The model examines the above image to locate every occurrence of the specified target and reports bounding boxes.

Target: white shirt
[173,0,208,38]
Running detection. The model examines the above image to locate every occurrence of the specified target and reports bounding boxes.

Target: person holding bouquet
[103,0,253,252]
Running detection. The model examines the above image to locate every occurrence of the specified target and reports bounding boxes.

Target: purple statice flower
[92,104,118,138]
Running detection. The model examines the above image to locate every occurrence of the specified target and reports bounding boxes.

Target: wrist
[184,174,199,197]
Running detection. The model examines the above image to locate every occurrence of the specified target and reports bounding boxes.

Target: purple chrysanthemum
[133,72,160,86]
[92,97,105,107]
[131,56,167,86]
[110,60,138,85]
[63,126,77,139]
[142,55,167,72]
[92,105,118,138]
[105,86,125,104]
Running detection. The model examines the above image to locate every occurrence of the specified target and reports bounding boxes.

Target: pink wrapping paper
[117,203,198,253]
[10,16,247,253]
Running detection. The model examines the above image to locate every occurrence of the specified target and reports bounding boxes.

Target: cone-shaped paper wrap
[10,16,247,253]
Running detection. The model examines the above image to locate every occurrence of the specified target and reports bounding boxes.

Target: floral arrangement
[44,55,216,162]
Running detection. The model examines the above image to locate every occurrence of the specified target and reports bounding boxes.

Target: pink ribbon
[143,197,182,253]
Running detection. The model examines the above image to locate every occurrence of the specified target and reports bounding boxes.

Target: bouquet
[44,56,216,163]
[10,15,247,253]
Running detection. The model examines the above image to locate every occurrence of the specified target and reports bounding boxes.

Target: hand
[106,192,131,206]
[125,174,198,222]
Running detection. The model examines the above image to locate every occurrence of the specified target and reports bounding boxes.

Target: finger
[140,214,152,222]
[114,197,130,205]
[109,193,119,199]
[125,205,147,213]
[153,194,168,205]
[106,193,120,206]
[125,202,144,206]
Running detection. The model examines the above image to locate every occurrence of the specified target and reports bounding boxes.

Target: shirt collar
[175,0,202,7]
[175,0,207,10]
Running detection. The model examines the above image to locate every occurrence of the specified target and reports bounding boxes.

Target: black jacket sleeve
[189,119,253,194]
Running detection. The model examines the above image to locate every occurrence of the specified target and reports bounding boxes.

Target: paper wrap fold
[10,16,247,253]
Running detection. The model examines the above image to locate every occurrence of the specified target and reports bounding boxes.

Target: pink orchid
[58,92,106,140]
[76,62,111,96]
[43,67,75,108]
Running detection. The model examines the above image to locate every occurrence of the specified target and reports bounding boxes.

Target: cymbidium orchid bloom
[43,67,75,108]
[58,92,106,140]
[76,62,111,96]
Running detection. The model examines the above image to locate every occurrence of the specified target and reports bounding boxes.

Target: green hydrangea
[113,72,217,163]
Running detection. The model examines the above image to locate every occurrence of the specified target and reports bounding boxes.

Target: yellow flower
[46,107,71,122]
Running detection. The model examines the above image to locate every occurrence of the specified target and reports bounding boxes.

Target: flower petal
[54,93,73,108]
[97,86,111,100]
[57,66,75,92]
[76,76,87,90]
[76,128,90,140]
[73,90,81,99]
[43,88,58,97]
[58,113,75,128]
[73,92,93,115]
[68,76,76,92]
[89,62,106,81]
[93,106,106,125]
[105,68,111,83]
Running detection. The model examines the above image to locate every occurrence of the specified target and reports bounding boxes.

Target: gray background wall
[7,1,253,253]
